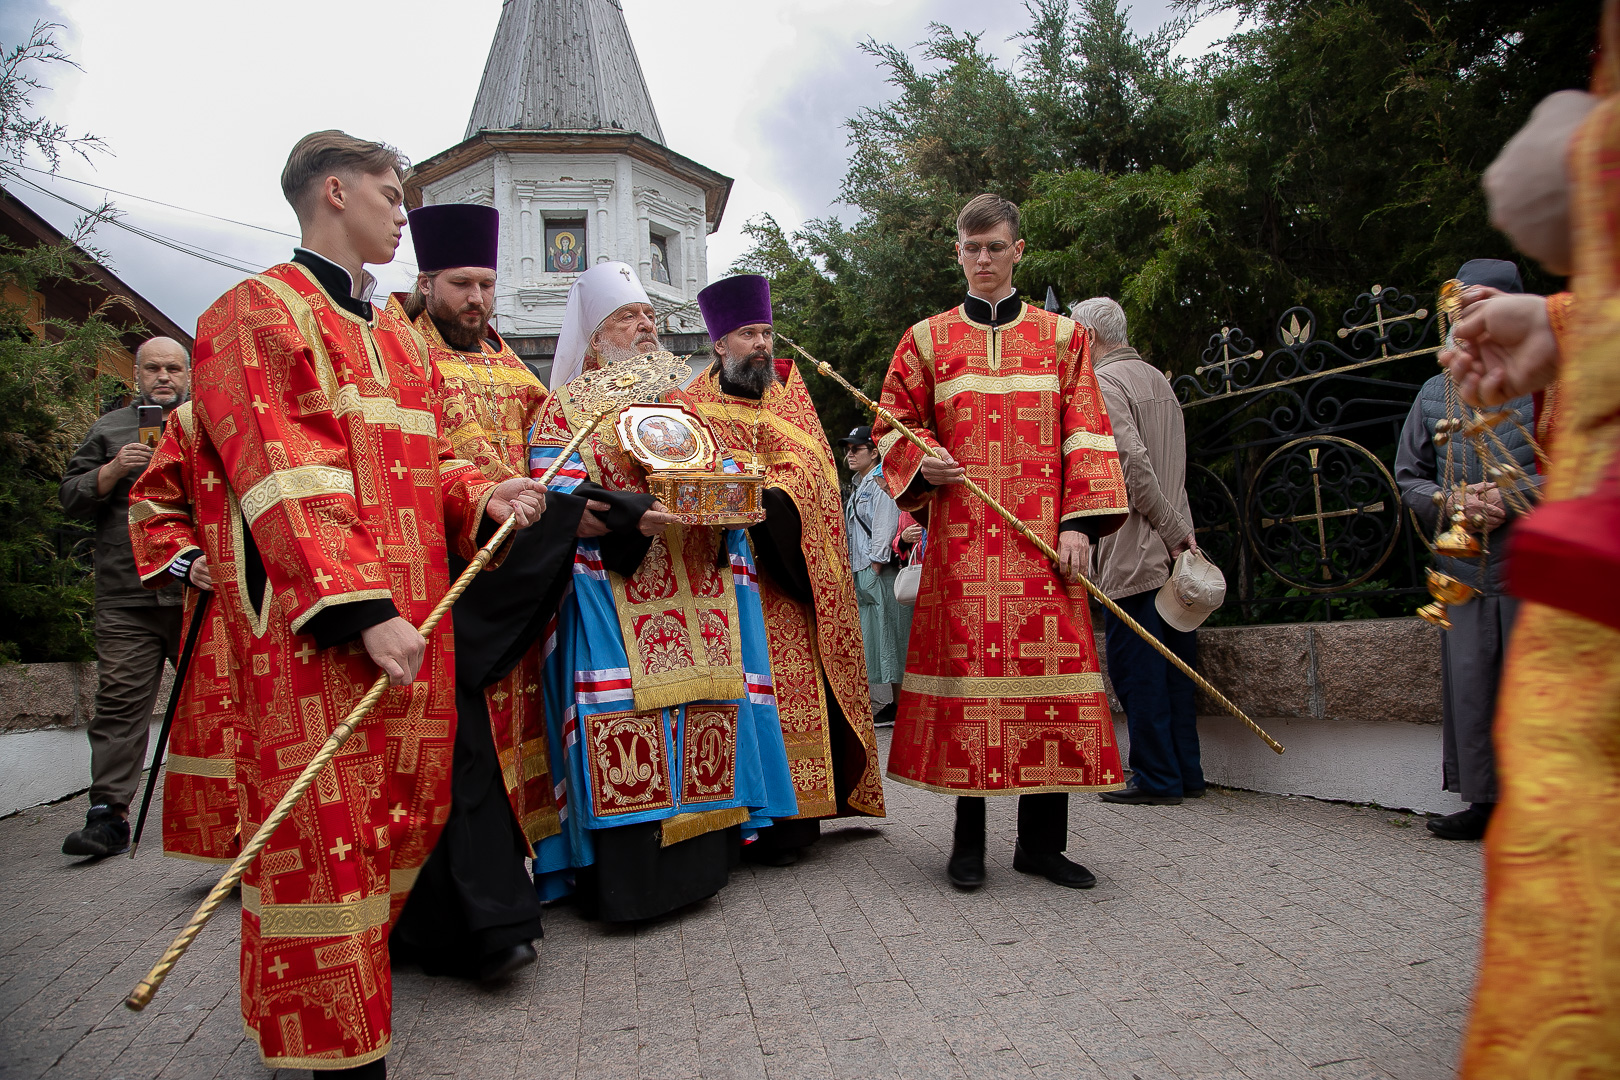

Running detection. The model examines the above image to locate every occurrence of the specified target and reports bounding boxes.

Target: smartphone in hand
[137,405,164,448]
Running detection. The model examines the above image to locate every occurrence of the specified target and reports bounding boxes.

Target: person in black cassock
[388,205,656,981]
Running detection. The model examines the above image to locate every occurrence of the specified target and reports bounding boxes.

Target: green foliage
[0,237,120,663]
[0,23,120,663]
[740,0,1595,391]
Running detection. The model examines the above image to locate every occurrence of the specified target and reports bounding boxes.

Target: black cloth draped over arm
[577,481,658,579]
[449,492,587,691]
[749,487,813,605]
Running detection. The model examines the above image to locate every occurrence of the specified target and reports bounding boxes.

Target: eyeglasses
[959,241,1014,257]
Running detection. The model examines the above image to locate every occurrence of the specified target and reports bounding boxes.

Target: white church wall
[419,149,714,340]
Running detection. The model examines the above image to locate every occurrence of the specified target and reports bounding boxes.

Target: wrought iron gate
[1172,284,1446,623]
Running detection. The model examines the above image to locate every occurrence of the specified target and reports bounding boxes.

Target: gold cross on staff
[1260,447,1384,581]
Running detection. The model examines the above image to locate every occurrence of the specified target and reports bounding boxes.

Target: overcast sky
[3,0,1237,335]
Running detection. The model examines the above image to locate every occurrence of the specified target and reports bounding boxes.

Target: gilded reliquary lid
[616,403,720,474]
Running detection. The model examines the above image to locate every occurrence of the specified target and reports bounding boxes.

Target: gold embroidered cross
[200,472,221,492]
[1016,402,1056,446]
[251,397,269,415]
[388,804,407,822]
[328,836,352,861]
[1018,615,1083,676]
[390,460,408,480]
[962,700,1009,748]
[269,956,290,980]
[958,554,1022,624]
[1019,738,1087,785]
[312,568,333,590]
[295,642,316,664]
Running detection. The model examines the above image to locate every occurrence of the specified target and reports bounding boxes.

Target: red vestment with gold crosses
[127,400,241,864]
[672,363,886,819]
[873,302,1129,795]
[384,295,558,847]
[187,262,493,1069]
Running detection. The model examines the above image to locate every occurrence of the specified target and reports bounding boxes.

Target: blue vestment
[528,440,797,900]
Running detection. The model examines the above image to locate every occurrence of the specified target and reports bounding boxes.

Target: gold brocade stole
[557,385,746,712]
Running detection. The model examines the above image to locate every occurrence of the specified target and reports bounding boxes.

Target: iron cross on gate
[1260,446,1385,582]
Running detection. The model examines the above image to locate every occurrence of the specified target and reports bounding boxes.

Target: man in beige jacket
[1073,298,1202,805]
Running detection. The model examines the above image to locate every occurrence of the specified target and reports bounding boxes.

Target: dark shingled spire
[466,0,665,144]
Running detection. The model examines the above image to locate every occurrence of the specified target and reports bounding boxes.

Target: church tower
[405,0,732,379]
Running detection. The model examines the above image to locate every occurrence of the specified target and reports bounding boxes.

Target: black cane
[130,589,212,857]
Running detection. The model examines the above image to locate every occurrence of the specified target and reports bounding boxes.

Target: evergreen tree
[0,23,120,663]
[739,0,1596,426]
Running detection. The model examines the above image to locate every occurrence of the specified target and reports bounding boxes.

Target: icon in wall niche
[546,220,587,273]
[650,234,672,285]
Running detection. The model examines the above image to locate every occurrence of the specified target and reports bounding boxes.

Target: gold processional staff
[125,352,693,1012]
[777,334,1285,756]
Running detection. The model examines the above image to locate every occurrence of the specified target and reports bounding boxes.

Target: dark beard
[429,308,489,352]
[719,351,778,399]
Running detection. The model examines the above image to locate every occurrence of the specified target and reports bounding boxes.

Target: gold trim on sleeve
[128,499,188,525]
[240,465,356,525]
[876,429,905,457]
[288,589,396,636]
[1061,430,1119,455]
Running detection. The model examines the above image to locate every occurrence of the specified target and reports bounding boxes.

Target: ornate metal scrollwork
[1175,285,1439,409]
[1245,436,1403,593]
[1186,464,1242,577]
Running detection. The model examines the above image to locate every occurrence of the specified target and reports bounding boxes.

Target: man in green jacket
[58,337,191,857]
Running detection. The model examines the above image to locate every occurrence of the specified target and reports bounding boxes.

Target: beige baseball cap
[1155,550,1226,632]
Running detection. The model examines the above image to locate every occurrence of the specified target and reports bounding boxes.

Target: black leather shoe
[1427,803,1493,841]
[946,844,985,890]
[476,941,537,985]
[1183,786,1207,798]
[62,805,130,857]
[1098,783,1182,806]
[311,1057,385,1078]
[1012,844,1097,889]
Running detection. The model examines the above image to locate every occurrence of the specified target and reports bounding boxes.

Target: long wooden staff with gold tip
[779,335,1284,755]
[123,412,602,1011]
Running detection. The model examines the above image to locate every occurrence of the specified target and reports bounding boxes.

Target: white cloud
[11,0,1211,334]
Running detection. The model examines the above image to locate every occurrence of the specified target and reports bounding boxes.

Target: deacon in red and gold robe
[874,194,1128,893]
[382,203,582,984]
[179,132,547,1074]
[672,273,885,863]
[127,400,240,864]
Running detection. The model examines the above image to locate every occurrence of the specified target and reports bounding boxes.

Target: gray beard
[594,336,661,368]
[720,351,778,397]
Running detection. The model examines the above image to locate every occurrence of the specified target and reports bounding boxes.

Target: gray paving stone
[0,731,1482,1078]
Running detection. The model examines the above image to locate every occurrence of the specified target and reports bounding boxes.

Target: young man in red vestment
[180,131,547,1079]
[873,194,1129,892]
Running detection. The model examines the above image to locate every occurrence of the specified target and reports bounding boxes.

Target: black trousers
[953,793,1068,855]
